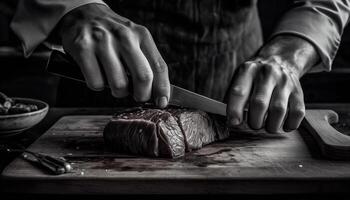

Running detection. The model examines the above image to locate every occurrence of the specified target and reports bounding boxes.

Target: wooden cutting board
[2,110,350,194]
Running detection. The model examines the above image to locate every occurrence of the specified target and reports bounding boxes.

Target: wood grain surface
[303,110,350,160]
[2,110,350,194]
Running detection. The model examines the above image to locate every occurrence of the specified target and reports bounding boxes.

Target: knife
[46,50,227,116]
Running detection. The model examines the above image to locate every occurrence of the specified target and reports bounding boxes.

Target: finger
[248,64,276,130]
[227,62,258,127]
[116,26,153,102]
[93,26,129,98]
[68,27,105,91]
[266,84,290,134]
[284,90,306,131]
[139,26,170,108]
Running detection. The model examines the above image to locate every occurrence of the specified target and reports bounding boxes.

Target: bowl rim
[0,97,49,119]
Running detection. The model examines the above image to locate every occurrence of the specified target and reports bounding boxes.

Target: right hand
[58,3,170,108]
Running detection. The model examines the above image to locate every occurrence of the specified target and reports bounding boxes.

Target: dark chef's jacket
[10,0,350,103]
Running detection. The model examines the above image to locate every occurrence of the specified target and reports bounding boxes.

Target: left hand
[226,35,319,133]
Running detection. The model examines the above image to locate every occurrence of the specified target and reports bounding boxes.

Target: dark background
[0,0,349,107]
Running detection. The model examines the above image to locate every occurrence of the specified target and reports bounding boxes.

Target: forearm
[270,0,350,72]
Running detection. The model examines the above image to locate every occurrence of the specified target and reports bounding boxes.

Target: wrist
[257,35,319,78]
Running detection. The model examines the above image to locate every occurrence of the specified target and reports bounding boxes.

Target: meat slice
[104,109,185,158]
[103,107,229,158]
[168,109,229,151]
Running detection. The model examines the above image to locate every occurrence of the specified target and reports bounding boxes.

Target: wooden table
[1,105,350,196]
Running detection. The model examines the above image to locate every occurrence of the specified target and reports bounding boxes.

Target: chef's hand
[227,35,319,133]
[57,4,170,108]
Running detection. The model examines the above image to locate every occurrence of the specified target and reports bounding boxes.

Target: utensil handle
[35,154,66,175]
[46,50,87,84]
[22,153,65,175]
[43,155,72,172]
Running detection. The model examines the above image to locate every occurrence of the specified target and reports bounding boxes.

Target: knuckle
[121,29,133,40]
[261,63,281,78]
[226,103,238,115]
[251,97,268,108]
[153,58,168,74]
[273,67,282,78]
[115,25,134,41]
[91,26,109,42]
[135,71,154,83]
[155,82,170,93]
[74,35,92,52]
[230,86,246,97]
[291,106,306,119]
[124,20,135,28]
[270,102,286,113]
[135,25,151,37]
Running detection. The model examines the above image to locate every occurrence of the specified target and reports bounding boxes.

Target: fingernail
[229,118,241,126]
[157,96,168,108]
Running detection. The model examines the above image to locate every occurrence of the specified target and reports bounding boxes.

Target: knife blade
[170,85,226,116]
[46,50,227,116]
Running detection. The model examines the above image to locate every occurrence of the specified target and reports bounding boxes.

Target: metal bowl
[0,98,49,137]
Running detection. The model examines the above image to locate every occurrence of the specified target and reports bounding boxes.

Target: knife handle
[46,50,90,84]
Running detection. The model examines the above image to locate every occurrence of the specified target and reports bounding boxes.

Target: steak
[103,107,229,158]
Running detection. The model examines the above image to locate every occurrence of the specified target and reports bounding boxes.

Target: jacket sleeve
[10,0,107,57]
[271,0,350,72]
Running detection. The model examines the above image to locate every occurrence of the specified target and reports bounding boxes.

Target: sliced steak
[168,109,229,151]
[103,107,229,158]
[104,109,185,158]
